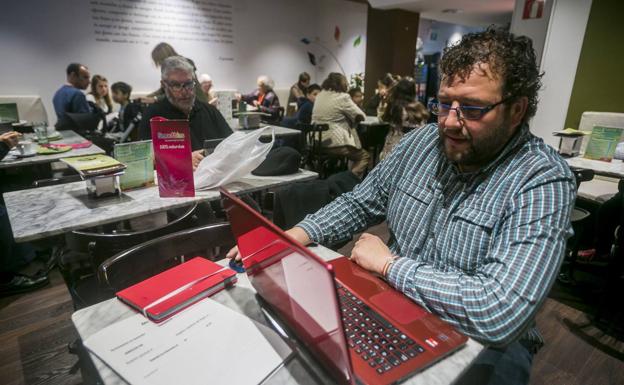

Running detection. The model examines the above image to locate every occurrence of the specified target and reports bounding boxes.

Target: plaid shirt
[298,123,576,346]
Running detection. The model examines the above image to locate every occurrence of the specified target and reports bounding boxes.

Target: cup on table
[33,122,48,144]
[17,140,36,155]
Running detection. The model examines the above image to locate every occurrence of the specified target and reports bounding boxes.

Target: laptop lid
[0,103,19,124]
[220,188,355,385]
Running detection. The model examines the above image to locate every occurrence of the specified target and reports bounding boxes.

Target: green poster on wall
[583,126,624,162]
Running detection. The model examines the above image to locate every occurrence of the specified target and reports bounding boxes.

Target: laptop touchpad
[370,291,427,325]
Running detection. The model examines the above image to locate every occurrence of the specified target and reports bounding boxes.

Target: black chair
[32,174,82,188]
[98,222,235,292]
[59,203,209,309]
[296,123,348,179]
[357,120,390,169]
[559,167,595,284]
[261,106,284,125]
[65,222,235,384]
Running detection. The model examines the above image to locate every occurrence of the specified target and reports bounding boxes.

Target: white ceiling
[367,0,515,27]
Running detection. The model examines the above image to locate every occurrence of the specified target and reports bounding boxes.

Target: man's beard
[165,89,195,114]
[439,114,514,170]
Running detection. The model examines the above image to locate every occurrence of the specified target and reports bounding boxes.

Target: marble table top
[230,122,302,137]
[566,156,624,178]
[4,169,318,242]
[577,175,619,203]
[0,129,105,169]
[72,245,483,385]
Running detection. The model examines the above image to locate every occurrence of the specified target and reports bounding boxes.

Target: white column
[512,0,593,148]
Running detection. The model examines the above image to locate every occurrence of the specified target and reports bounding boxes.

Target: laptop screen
[0,103,19,123]
[221,188,354,385]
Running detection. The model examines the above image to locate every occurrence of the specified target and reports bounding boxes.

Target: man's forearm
[286,226,311,246]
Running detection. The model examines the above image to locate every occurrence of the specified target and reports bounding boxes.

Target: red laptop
[220,188,467,385]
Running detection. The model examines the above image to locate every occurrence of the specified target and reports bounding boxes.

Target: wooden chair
[98,222,235,292]
[296,123,348,179]
[59,203,208,309]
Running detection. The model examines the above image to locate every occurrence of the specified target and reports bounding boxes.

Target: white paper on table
[84,298,290,385]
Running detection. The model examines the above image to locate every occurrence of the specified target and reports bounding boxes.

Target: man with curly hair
[229,28,576,384]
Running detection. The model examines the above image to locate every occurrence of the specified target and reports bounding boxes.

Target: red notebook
[116,257,237,322]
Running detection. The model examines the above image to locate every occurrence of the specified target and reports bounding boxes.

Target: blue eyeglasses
[428,97,512,121]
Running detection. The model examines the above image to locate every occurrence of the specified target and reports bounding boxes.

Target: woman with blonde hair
[86,75,113,114]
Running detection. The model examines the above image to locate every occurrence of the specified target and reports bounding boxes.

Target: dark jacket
[280,98,313,128]
[241,89,281,123]
[139,97,232,151]
[0,142,9,161]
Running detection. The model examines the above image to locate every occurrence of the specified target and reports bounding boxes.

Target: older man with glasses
[139,56,232,170]
[231,28,576,384]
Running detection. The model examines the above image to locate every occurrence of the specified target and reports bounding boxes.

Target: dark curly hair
[439,27,543,125]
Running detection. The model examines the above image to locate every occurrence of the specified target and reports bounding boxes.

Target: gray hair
[161,56,194,79]
[257,75,274,90]
[198,73,212,83]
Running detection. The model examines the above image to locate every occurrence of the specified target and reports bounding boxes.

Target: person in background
[287,72,311,115]
[109,82,141,141]
[240,75,281,123]
[139,56,232,170]
[364,73,398,117]
[198,74,218,106]
[144,42,207,104]
[281,83,321,128]
[86,75,113,114]
[0,131,49,296]
[379,77,429,160]
[0,131,19,160]
[348,87,364,109]
[312,72,369,178]
[52,62,91,128]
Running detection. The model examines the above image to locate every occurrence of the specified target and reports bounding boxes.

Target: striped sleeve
[387,171,575,345]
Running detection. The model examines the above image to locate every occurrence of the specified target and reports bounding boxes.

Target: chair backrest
[357,122,390,150]
[65,203,203,270]
[579,111,624,154]
[98,222,235,292]
[33,174,82,188]
[296,123,329,168]
[570,167,595,190]
[0,95,49,123]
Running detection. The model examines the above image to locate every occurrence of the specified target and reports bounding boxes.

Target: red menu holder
[150,117,195,197]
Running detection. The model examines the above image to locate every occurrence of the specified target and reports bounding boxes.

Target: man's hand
[191,150,205,171]
[226,226,312,262]
[350,233,393,275]
[0,131,21,148]
[252,100,260,107]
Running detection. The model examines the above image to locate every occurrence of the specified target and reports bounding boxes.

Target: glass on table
[33,122,48,144]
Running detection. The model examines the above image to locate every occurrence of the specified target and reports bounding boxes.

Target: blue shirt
[298,123,576,346]
[52,85,90,127]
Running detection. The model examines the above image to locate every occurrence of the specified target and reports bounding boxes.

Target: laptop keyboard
[336,283,426,375]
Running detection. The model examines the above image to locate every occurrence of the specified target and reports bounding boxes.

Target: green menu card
[113,140,154,190]
[583,126,624,162]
